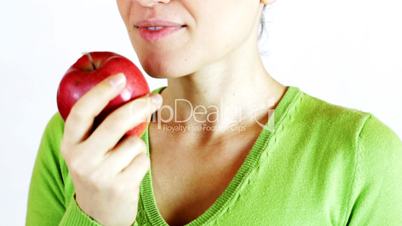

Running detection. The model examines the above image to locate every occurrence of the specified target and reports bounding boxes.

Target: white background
[1,0,401,225]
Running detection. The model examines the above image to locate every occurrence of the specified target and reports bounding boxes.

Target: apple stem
[85,52,97,70]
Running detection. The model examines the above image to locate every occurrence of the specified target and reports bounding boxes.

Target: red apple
[57,51,150,138]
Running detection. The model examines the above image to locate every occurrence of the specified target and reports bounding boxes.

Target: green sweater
[26,86,402,226]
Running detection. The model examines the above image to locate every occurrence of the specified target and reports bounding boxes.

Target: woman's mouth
[135,25,187,42]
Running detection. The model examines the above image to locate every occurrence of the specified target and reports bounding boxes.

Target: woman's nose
[136,0,170,8]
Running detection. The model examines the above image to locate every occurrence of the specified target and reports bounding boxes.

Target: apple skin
[57,51,150,138]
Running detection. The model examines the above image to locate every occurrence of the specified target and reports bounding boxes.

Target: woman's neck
[155,35,286,140]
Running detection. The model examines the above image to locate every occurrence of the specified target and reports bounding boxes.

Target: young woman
[26,0,402,225]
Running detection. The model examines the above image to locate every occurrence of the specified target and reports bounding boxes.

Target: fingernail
[108,73,126,88]
[150,94,162,107]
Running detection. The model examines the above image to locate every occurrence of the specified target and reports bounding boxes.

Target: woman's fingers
[100,136,147,176]
[63,73,127,147]
[118,152,150,187]
[83,93,162,155]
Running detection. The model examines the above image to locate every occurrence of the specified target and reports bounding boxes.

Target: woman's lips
[136,25,186,42]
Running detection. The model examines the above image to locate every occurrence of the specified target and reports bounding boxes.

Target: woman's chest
[148,130,258,225]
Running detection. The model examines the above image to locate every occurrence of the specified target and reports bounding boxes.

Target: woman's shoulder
[286,89,402,223]
[296,89,370,129]
[46,112,65,133]
[293,88,402,164]
[295,88,400,143]
[39,112,65,156]
[40,111,70,163]
[296,92,402,225]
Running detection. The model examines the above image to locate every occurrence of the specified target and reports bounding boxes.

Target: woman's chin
[142,58,190,79]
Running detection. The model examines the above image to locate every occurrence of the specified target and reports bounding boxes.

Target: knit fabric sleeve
[26,113,140,226]
[346,114,402,225]
[26,113,102,225]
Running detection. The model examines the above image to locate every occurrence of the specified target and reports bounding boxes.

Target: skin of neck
[155,25,286,142]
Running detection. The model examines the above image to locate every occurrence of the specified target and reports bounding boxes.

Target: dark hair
[258,5,267,40]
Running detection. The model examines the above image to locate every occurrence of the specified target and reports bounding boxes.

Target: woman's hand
[60,73,162,226]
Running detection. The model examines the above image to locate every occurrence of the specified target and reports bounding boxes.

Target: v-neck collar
[140,85,303,225]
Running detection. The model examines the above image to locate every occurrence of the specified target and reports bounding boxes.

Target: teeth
[146,26,164,31]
